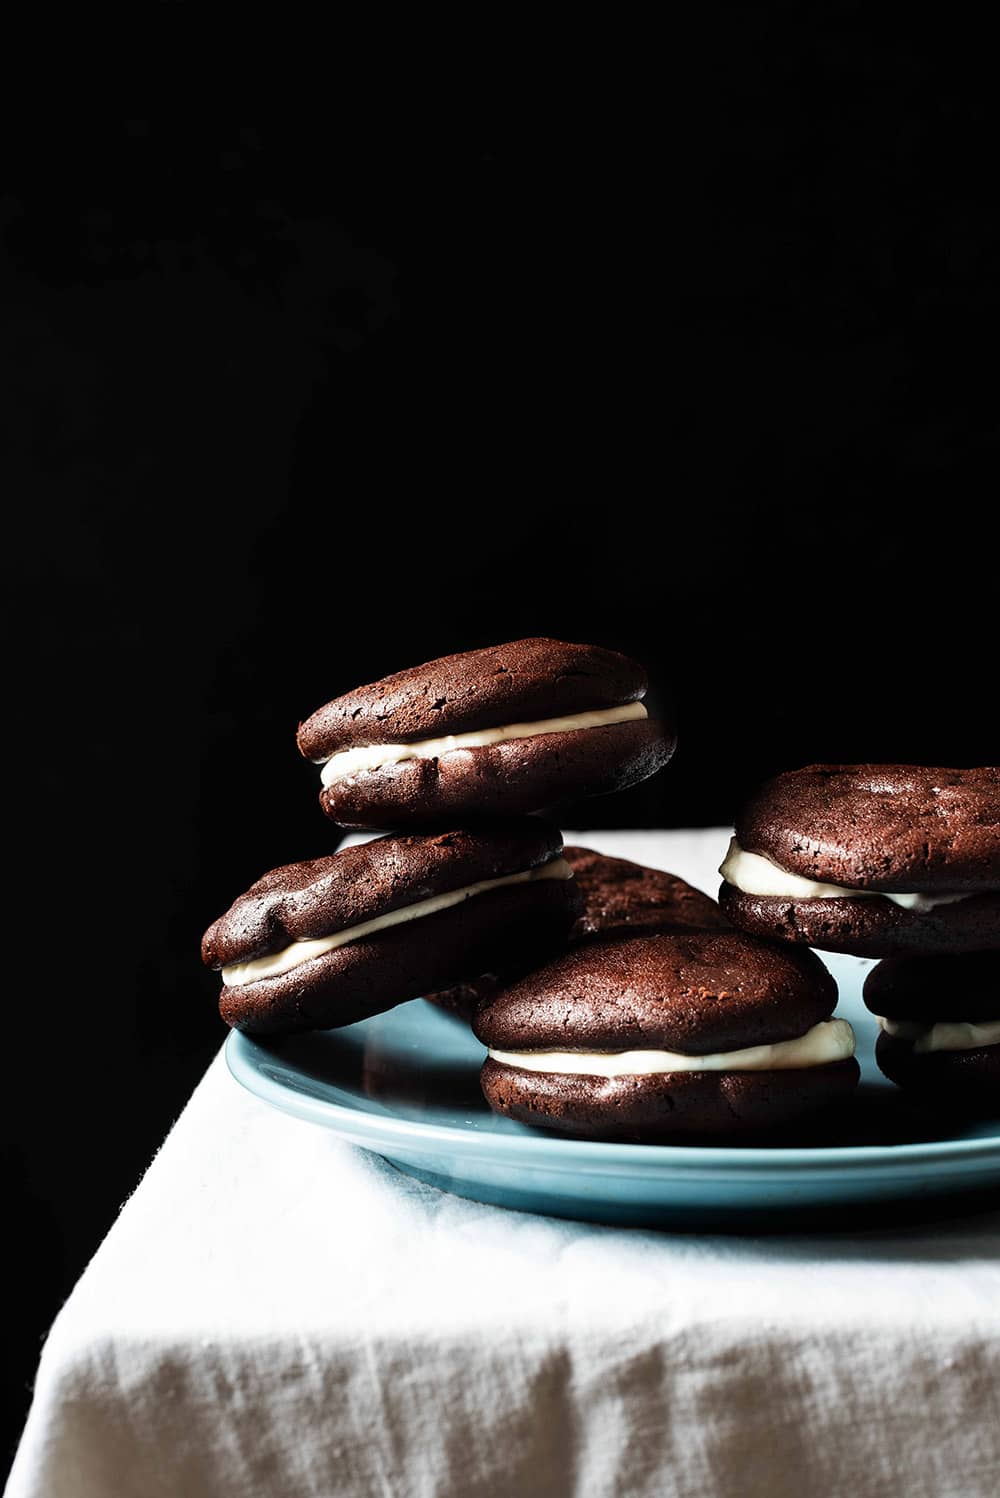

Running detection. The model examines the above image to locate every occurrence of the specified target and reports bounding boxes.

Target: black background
[3,23,998,1477]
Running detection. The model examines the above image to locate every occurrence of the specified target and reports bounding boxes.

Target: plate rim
[226,1028,1000,1176]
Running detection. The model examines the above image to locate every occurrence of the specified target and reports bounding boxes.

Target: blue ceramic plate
[226,952,1000,1227]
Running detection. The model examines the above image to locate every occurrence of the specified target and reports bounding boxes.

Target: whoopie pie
[203,818,579,1035]
[297,638,674,829]
[474,928,858,1140]
[719,765,1000,956]
[863,953,999,1109]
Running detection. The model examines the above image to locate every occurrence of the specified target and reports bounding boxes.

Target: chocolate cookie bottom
[480,1056,860,1141]
[320,718,673,829]
[874,1033,999,1111]
[719,885,1000,957]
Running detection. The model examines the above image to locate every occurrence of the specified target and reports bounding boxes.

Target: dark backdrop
[3,33,998,1474]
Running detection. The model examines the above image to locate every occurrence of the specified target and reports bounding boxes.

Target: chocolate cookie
[297,638,675,829]
[428,845,729,1021]
[865,953,1000,1023]
[864,953,1000,1109]
[565,845,729,942]
[719,765,1000,956]
[473,929,859,1139]
[202,818,580,1035]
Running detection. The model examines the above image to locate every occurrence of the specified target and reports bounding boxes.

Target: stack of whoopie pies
[203,637,868,1144]
[203,641,995,1141]
[204,638,673,1050]
[719,766,1000,1112]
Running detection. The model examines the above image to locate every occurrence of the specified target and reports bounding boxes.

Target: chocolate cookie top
[735,765,1000,891]
[864,953,1000,1022]
[473,928,837,1055]
[297,638,647,761]
[202,817,563,969]
[564,846,727,940]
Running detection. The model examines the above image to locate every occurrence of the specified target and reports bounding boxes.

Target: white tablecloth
[8,831,1000,1498]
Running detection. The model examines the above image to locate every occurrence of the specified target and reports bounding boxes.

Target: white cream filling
[719,838,973,912]
[876,1016,1000,1053]
[222,857,573,987]
[488,1017,856,1077]
[318,702,648,786]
